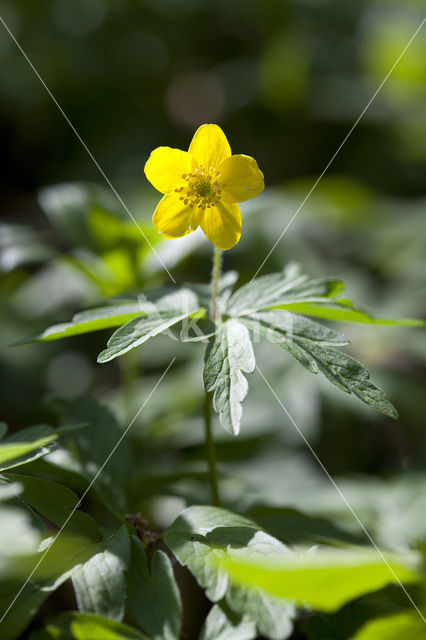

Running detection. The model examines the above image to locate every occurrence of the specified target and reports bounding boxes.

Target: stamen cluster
[174,165,225,210]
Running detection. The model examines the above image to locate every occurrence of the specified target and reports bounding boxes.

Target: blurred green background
[1,0,425,549]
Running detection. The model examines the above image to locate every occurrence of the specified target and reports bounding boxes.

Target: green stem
[202,245,223,507]
[211,246,222,321]
[203,391,221,507]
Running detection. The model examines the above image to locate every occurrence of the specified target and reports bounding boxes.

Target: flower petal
[153,195,203,239]
[219,154,264,203]
[144,147,192,194]
[200,201,241,250]
[189,124,231,170]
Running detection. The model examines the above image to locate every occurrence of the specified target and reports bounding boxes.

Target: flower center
[174,164,224,210]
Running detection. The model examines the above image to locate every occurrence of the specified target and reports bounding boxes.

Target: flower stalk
[203,391,221,507]
[202,244,223,507]
[211,246,222,322]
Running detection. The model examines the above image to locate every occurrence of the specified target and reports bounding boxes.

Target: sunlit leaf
[165,506,295,640]
[198,602,256,640]
[204,320,255,435]
[227,264,343,315]
[72,526,131,621]
[29,611,150,640]
[222,549,419,612]
[348,612,425,640]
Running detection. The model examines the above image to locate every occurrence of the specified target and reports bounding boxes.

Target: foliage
[1,1,426,637]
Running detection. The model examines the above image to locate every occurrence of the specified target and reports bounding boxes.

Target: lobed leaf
[97,308,200,362]
[227,265,343,316]
[277,299,424,327]
[297,341,399,419]
[203,320,255,435]
[28,304,145,343]
[242,311,398,419]
[164,506,295,640]
[227,264,423,327]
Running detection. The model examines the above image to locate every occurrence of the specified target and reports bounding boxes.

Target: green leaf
[164,506,295,640]
[98,294,201,362]
[54,396,132,512]
[203,320,255,435]
[247,506,367,546]
[0,535,114,640]
[0,491,42,560]
[126,536,182,640]
[278,300,425,327]
[226,263,423,326]
[0,424,85,471]
[241,311,349,375]
[227,264,343,315]
[302,583,410,640]
[221,548,419,613]
[251,311,350,345]
[295,341,399,419]
[0,422,8,440]
[241,310,398,418]
[72,526,131,621]
[3,473,101,541]
[348,612,425,639]
[199,602,256,640]
[0,581,50,640]
[28,303,144,342]
[29,611,150,640]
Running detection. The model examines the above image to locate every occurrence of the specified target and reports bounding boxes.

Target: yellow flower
[144,124,264,250]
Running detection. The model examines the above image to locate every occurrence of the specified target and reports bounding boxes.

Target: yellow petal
[219,154,264,203]
[188,124,231,170]
[144,147,192,194]
[153,195,203,239]
[200,201,241,250]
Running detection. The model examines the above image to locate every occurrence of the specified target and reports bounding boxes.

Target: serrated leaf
[252,311,350,345]
[4,473,101,541]
[72,525,131,621]
[199,602,256,640]
[164,506,295,640]
[348,612,425,639]
[98,306,200,363]
[221,549,419,613]
[227,264,423,327]
[241,312,349,375]
[27,303,144,342]
[203,320,255,435]
[278,300,425,327]
[126,536,182,640]
[242,311,398,418]
[227,265,343,315]
[25,288,203,344]
[29,611,150,640]
[296,341,399,418]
